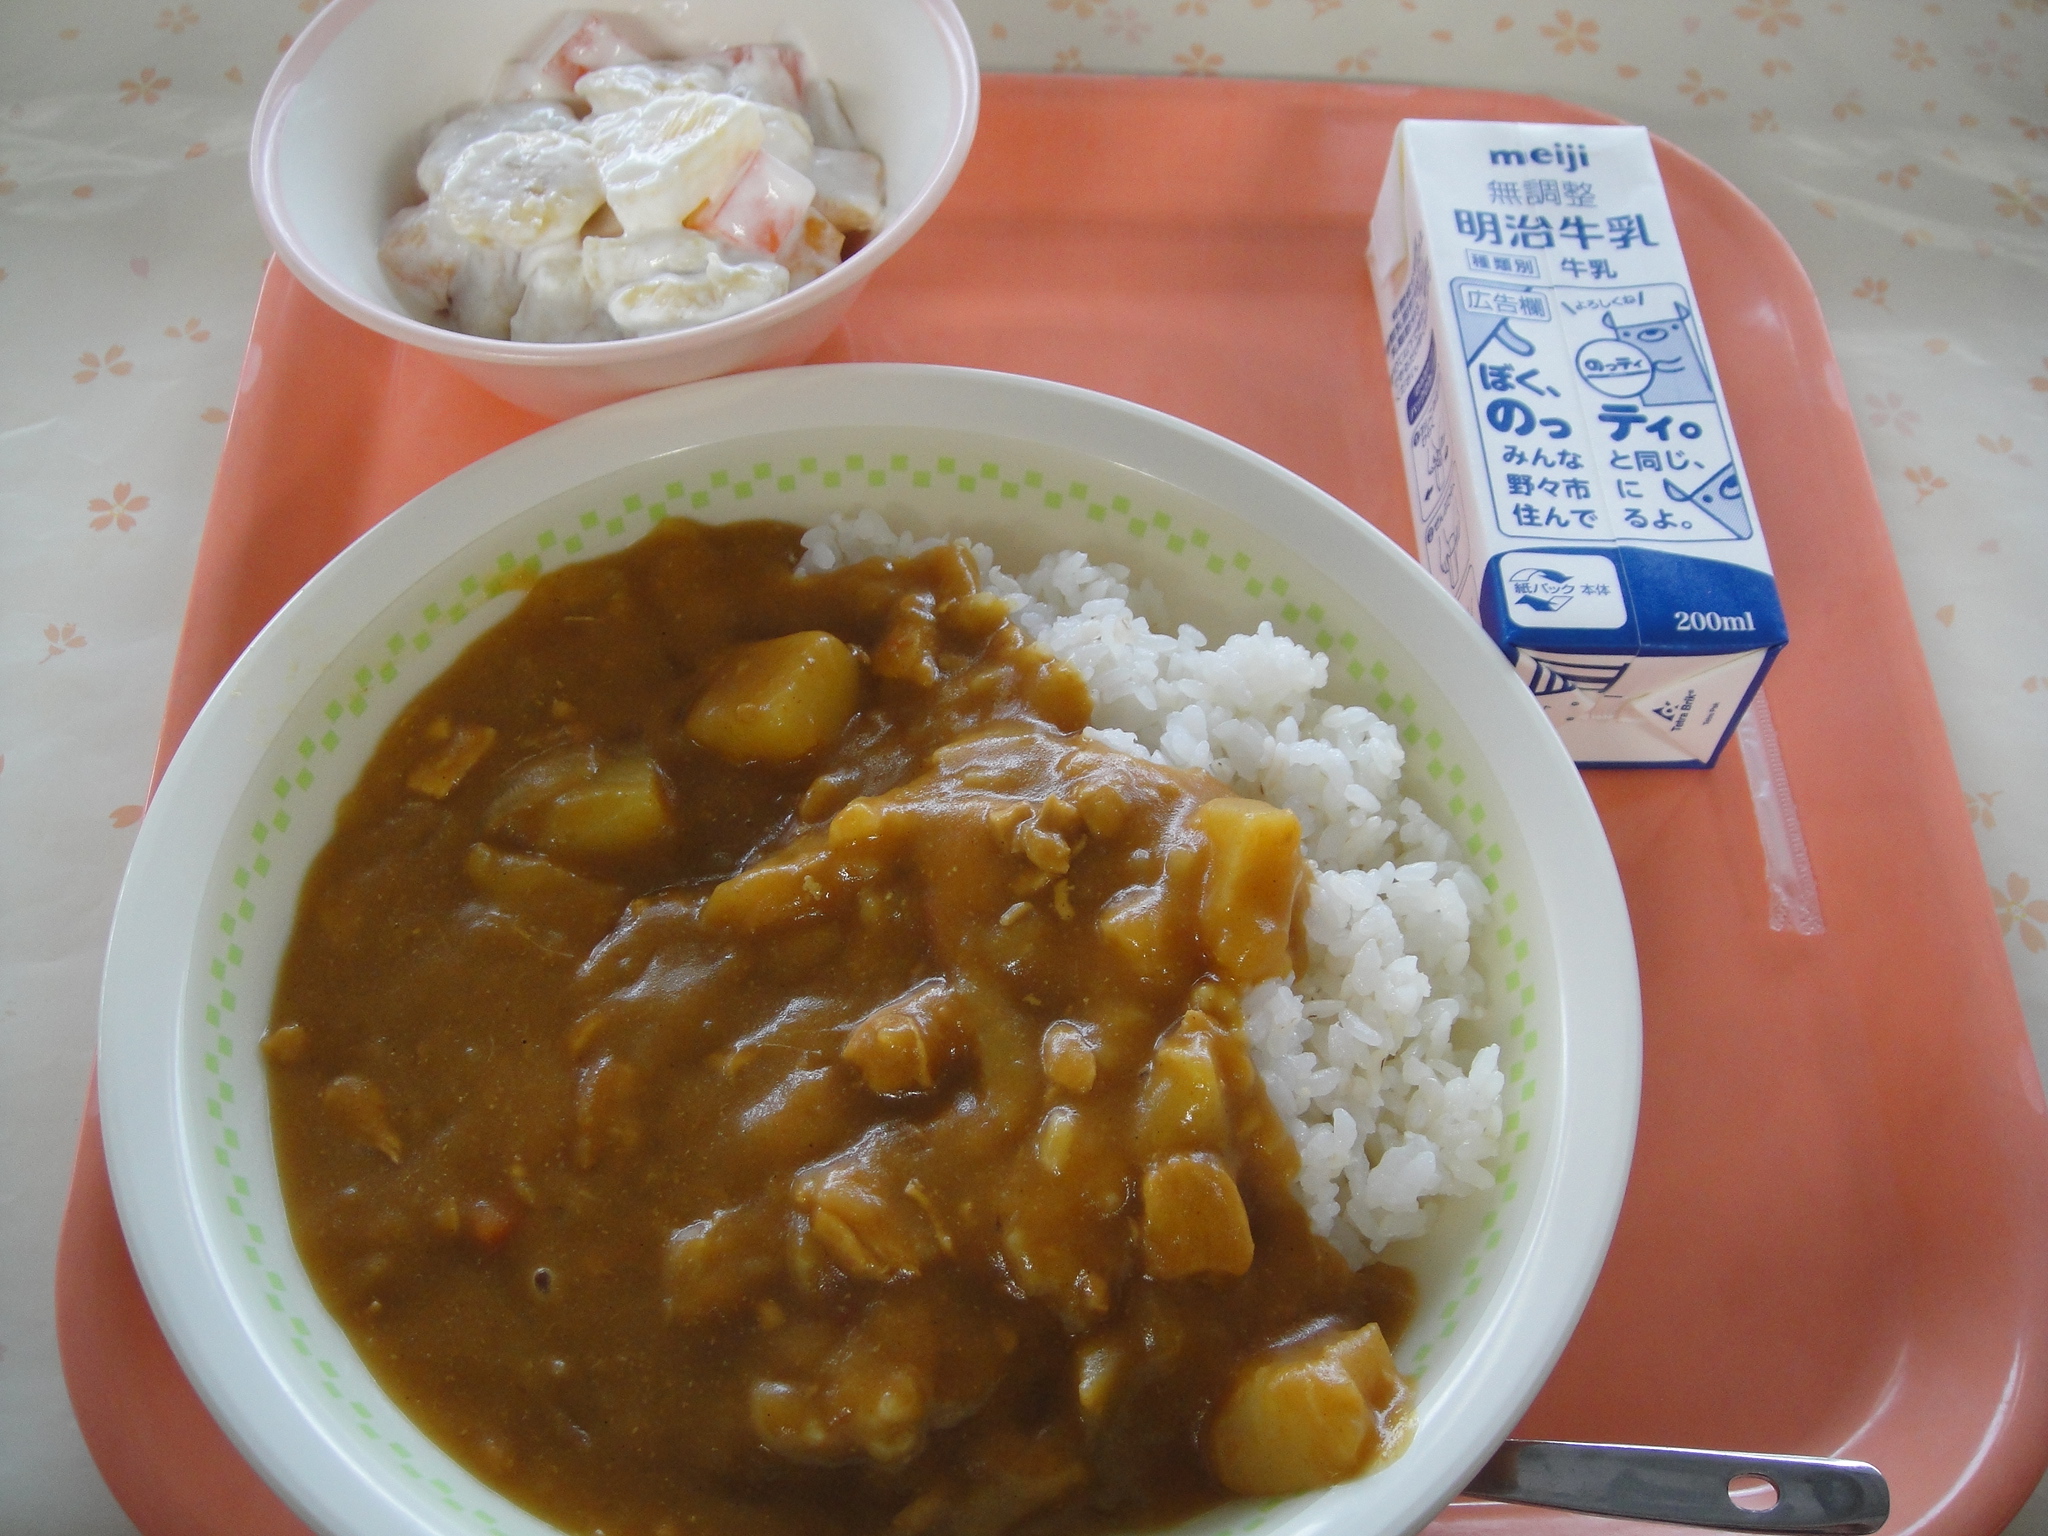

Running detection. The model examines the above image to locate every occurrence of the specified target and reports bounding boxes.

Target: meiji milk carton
[1366,120,1786,767]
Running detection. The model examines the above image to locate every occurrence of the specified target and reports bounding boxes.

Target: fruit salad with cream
[378,12,884,343]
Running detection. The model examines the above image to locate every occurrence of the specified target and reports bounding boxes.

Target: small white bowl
[251,0,979,419]
[101,366,1639,1536]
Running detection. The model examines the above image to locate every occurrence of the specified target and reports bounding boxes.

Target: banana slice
[574,60,731,116]
[579,91,764,235]
[439,129,606,248]
[379,203,464,320]
[417,101,579,198]
[606,255,789,336]
[580,228,722,294]
[379,201,520,337]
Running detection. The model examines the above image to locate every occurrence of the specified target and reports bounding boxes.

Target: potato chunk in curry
[688,629,863,765]
[1208,1323,1407,1495]
[266,518,1414,1536]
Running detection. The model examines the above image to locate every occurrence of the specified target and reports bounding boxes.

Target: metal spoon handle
[1463,1439,1890,1534]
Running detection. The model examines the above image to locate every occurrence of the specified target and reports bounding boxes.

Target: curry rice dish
[264,515,1496,1536]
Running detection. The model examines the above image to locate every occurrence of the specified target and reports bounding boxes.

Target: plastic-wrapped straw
[1736,691,1824,936]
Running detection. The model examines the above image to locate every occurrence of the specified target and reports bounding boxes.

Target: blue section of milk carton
[1611,545,1786,655]
[1478,547,1784,767]
[1480,546,1787,657]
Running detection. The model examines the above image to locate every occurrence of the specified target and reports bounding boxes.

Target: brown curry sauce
[266,518,1415,1536]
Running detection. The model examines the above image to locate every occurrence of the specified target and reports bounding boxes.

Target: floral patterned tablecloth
[1,0,2043,1529]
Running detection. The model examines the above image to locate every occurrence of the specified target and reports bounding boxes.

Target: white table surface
[3,0,2044,1529]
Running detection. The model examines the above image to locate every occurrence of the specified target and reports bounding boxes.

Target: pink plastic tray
[59,75,2048,1536]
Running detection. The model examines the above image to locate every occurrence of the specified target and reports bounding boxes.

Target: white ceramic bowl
[251,0,979,419]
[101,365,1639,1536]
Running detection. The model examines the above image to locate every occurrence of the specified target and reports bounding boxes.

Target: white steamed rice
[796,511,1503,1264]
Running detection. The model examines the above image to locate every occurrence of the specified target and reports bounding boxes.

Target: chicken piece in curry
[266,517,1414,1536]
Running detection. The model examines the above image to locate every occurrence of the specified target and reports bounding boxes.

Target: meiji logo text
[1489,143,1589,172]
